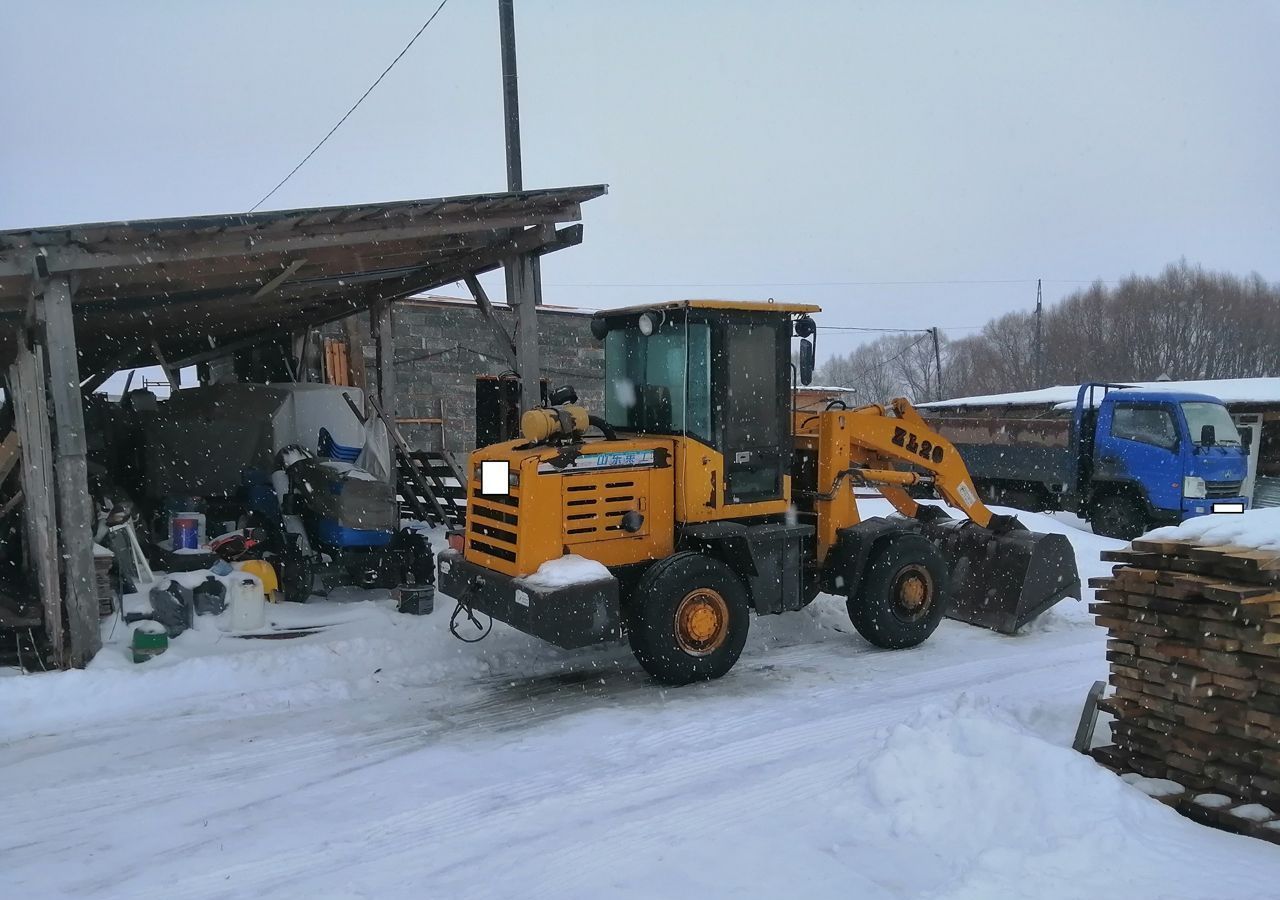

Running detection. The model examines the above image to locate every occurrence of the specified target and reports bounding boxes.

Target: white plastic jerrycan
[227,574,267,632]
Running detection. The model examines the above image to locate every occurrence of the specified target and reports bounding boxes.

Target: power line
[248,0,453,213]
[545,279,1121,288]
[843,333,932,385]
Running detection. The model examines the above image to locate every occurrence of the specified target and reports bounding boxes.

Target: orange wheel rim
[893,565,934,622]
[674,588,730,656]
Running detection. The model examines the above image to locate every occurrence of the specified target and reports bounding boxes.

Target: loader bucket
[920,517,1081,634]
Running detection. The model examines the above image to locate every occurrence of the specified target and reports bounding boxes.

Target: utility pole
[929,327,943,401]
[498,0,542,412]
[1033,278,1043,388]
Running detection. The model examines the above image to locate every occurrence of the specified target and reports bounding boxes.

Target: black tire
[847,534,949,650]
[1090,494,1148,540]
[627,552,751,685]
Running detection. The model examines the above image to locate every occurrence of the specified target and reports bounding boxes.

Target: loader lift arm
[796,396,1081,635]
[797,396,997,562]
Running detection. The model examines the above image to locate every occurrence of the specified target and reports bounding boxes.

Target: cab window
[1111,404,1178,451]
[604,319,712,440]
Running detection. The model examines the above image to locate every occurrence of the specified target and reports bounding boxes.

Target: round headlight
[638,312,657,336]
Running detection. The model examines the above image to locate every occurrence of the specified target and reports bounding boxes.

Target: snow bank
[1145,507,1280,553]
[522,554,612,588]
[853,699,1250,898]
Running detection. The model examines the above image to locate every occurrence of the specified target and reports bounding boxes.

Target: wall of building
[342,296,604,454]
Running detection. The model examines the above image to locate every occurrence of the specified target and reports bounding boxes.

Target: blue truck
[926,383,1250,539]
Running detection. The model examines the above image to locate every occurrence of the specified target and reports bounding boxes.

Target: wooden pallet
[1090,536,1280,841]
[1092,748,1280,846]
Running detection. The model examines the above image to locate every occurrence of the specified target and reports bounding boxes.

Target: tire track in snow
[93,644,1096,899]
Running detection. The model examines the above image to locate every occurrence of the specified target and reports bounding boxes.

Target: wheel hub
[893,565,934,621]
[674,588,729,656]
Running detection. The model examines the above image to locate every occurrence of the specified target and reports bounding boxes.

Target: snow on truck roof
[921,377,1280,411]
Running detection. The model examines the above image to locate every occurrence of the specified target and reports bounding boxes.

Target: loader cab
[592,301,818,506]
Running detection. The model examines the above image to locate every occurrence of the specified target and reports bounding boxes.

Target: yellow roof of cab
[597,299,822,316]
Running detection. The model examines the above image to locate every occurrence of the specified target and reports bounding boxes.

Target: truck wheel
[627,552,751,685]
[1090,494,1148,540]
[847,534,949,650]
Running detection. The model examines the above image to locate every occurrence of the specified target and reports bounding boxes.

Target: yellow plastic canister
[234,559,280,601]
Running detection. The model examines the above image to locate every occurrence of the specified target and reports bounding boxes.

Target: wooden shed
[0,185,606,667]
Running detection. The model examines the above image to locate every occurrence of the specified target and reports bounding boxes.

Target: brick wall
[339,296,604,454]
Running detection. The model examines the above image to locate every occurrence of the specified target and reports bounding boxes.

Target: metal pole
[930,327,943,401]
[498,0,542,411]
[499,0,522,193]
[1033,278,1043,387]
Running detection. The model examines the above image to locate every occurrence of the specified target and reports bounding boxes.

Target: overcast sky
[3,1,1278,360]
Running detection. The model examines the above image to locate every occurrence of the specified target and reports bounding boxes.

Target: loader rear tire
[847,534,949,650]
[627,553,750,685]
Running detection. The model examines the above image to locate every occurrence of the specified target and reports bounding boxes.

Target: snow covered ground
[4,502,1280,898]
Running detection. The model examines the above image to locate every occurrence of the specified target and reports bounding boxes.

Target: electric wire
[248,0,452,213]
[545,279,1121,288]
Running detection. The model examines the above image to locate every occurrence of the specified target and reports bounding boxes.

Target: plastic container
[227,575,266,632]
[131,622,169,663]
[150,581,194,637]
[193,576,227,616]
[171,515,199,550]
[235,559,280,601]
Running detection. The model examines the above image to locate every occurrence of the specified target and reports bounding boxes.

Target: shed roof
[920,377,1280,411]
[597,299,823,316]
[0,185,606,372]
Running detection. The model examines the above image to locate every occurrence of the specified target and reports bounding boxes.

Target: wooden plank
[9,335,63,662]
[252,257,307,299]
[1131,539,1201,555]
[41,276,101,667]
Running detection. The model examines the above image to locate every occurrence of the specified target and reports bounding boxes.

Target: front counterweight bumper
[436,549,621,649]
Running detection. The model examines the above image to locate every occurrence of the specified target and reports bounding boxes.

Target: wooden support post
[464,274,518,373]
[40,275,100,667]
[370,299,397,484]
[507,252,541,412]
[9,332,63,664]
[343,315,367,390]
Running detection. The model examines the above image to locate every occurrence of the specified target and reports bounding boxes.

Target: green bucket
[131,622,169,664]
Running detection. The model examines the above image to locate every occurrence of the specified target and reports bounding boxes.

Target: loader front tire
[627,552,751,685]
[847,534,949,650]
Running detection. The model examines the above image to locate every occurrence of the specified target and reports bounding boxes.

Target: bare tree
[940,261,1280,398]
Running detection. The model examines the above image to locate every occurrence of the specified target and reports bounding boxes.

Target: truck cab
[1075,385,1249,537]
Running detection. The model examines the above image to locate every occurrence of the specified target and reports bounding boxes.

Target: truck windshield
[604,319,711,439]
[1181,402,1241,445]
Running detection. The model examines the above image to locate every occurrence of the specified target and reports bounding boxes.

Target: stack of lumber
[1090,537,1280,842]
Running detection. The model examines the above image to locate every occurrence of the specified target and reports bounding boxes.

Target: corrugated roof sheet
[0,185,606,371]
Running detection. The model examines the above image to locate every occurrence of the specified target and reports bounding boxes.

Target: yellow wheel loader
[438,301,1080,684]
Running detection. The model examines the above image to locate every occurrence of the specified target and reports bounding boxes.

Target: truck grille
[1205,480,1244,499]
[468,491,519,563]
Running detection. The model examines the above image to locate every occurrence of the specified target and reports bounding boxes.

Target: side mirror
[1200,424,1216,447]
[1241,427,1254,450]
[799,339,815,386]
